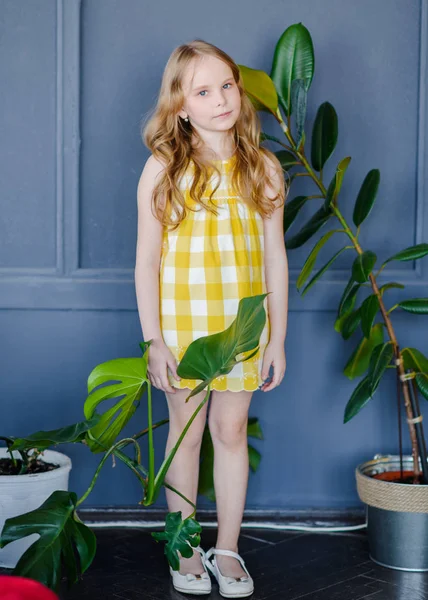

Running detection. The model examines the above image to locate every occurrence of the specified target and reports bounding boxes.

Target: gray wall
[1,0,427,510]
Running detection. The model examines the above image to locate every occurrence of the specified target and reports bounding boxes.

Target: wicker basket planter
[356,453,428,571]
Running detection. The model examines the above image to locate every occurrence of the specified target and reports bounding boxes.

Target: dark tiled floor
[2,526,428,599]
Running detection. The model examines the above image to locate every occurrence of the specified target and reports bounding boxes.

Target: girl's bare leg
[208,389,253,579]
[164,386,210,575]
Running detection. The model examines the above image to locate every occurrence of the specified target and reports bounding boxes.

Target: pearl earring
[184,117,189,122]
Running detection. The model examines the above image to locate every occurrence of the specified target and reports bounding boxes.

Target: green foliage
[344,323,384,380]
[177,294,268,399]
[286,205,333,249]
[283,196,309,233]
[300,247,348,297]
[368,342,394,394]
[352,251,377,283]
[359,294,380,338]
[270,23,314,116]
[311,102,338,172]
[151,512,201,571]
[0,491,96,593]
[83,355,149,453]
[291,79,308,148]
[382,243,428,265]
[238,64,279,117]
[352,169,380,226]
[340,309,361,340]
[8,415,102,453]
[398,298,428,314]
[344,377,374,423]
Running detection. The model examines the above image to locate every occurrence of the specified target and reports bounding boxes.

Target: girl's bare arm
[134,156,181,393]
[134,155,166,342]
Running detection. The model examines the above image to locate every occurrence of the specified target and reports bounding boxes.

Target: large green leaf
[301,247,348,297]
[291,78,307,148]
[311,102,338,172]
[341,309,361,340]
[198,417,263,502]
[83,353,149,453]
[283,196,309,233]
[368,342,394,393]
[352,251,377,283]
[8,415,102,453]
[344,323,384,380]
[402,349,428,401]
[297,229,341,289]
[359,294,380,338]
[352,169,380,227]
[382,243,428,265]
[338,277,361,317]
[176,294,268,399]
[0,491,96,592]
[275,150,300,171]
[270,23,314,116]
[416,373,428,401]
[398,298,428,314]
[401,347,428,374]
[344,376,376,423]
[260,132,284,145]
[379,282,405,295]
[239,65,279,117]
[151,511,201,571]
[286,205,333,249]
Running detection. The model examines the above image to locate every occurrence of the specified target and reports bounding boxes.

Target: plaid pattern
[159,155,270,392]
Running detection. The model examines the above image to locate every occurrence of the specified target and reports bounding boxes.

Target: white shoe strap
[212,548,245,563]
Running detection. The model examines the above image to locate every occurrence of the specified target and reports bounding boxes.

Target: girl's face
[178,55,241,134]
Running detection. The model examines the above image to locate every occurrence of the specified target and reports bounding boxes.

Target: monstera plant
[0,293,268,593]
[240,22,428,482]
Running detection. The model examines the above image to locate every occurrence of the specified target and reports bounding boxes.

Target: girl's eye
[198,83,232,97]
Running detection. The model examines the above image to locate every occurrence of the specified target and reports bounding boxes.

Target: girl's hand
[260,340,286,392]
[147,338,181,393]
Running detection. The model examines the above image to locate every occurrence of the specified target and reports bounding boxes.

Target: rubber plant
[240,22,428,481]
[0,293,268,593]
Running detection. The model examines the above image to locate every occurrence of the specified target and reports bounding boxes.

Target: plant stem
[143,384,211,507]
[76,438,142,508]
[147,380,155,501]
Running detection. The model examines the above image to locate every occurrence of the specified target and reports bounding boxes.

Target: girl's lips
[215,110,232,118]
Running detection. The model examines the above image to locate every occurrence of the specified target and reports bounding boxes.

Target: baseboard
[76,506,366,528]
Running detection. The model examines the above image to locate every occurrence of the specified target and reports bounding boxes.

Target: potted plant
[239,21,428,570]
[0,294,267,593]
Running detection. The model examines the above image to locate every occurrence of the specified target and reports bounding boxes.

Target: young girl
[135,39,289,597]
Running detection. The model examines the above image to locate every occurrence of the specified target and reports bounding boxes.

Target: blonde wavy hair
[141,39,289,231]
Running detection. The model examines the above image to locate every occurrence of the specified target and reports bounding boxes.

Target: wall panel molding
[0,0,426,310]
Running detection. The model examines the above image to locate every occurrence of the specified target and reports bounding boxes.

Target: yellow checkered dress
[159,154,270,392]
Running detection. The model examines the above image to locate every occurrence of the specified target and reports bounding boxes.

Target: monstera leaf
[9,415,102,453]
[177,294,268,399]
[151,511,201,571]
[0,491,96,592]
[83,349,149,452]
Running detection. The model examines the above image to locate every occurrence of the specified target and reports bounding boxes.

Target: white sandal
[204,547,254,598]
[169,545,212,595]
